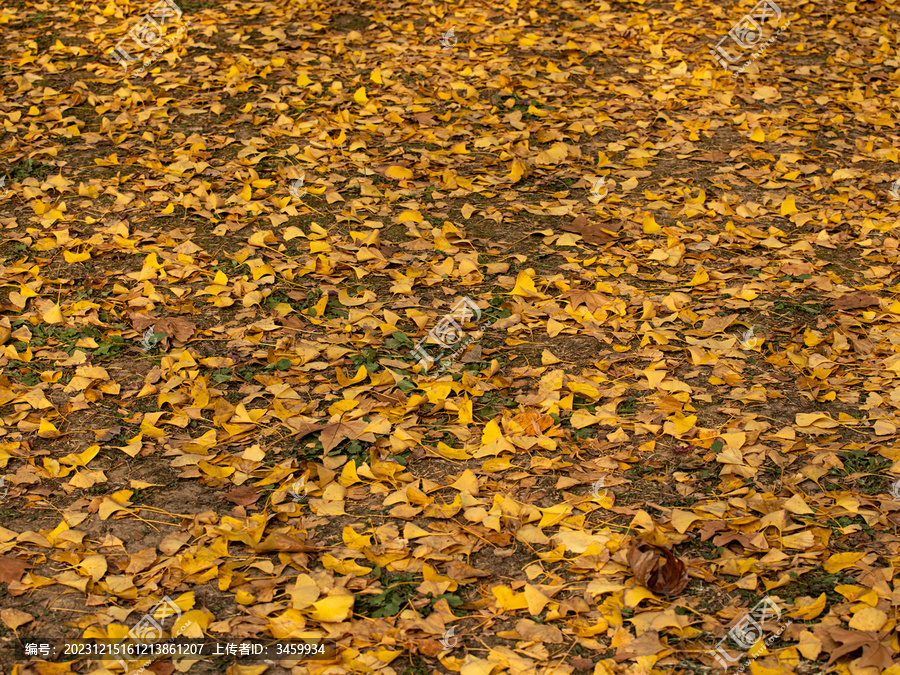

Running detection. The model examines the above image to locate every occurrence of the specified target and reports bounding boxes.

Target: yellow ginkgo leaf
[63,249,91,263]
[77,555,108,582]
[385,166,413,180]
[40,302,64,324]
[397,210,423,223]
[848,606,888,631]
[308,594,354,622]
[510,270,539,297]
[172,609,213,638]
[1,609,34,630]
[687,266,709,286]
[823,552,867,573]
[781,195,799,216]
[507,158,527,184]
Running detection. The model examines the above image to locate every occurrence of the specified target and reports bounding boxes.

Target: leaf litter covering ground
[1,0,900,673]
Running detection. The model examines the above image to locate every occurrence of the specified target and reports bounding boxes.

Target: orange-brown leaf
[626,540,689,597]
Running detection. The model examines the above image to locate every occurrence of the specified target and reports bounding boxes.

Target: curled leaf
[626,539,689,597]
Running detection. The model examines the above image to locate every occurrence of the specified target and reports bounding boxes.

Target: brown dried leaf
[130,312,157,331]
[560,214,620,244]
[318,420,366,454]
[694,150,731,162]
[124,549,158,575]
[570,657,595,670]
[822,627,895,670]
[615,630,665,661]
[780,261,814,276]
[225,485,261,507]
[0,557,32,584]
[515,618,564,643]
[626,540,689,597]
[254,532,320,553]
[832,292,880,310]
[153,317,197,342]
[444,561,491,583]
[561,289,612,313]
